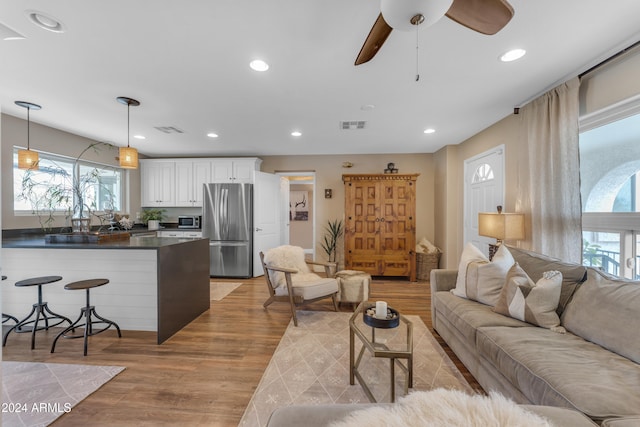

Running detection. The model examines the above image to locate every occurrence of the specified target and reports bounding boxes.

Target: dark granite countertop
[2,235,205,250]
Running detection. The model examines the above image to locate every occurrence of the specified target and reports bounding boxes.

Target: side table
[349,301,413,403]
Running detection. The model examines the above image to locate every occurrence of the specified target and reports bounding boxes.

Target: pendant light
[15,101,42,170]
[117,96,140,169]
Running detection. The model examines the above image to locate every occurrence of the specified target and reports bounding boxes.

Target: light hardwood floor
[2,276,482,426]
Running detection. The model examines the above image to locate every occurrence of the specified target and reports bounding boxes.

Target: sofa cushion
[476,326,640,421]
[493,264,564,331]
[434,291,530,343]
[562,268,640,364]
[453,243,514,306]
[506,246,587,314]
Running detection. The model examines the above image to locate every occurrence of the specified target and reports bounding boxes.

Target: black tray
[363,305,400,329]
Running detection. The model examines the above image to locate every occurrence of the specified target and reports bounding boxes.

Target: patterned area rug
[239,311,472,427]
[2,361,125,427]
[210,282,243,301]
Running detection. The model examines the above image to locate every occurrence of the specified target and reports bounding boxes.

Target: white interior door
[280,177,290,246]
[464,146,505,257]
[253,171,283,276]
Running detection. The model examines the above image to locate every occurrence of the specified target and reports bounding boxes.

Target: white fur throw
[263,245,321,289]
[329,389,553,427]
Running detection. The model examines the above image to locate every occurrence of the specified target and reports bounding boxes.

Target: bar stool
[3,275,72,349]
[2,275,19,325]
[51,278,122,356]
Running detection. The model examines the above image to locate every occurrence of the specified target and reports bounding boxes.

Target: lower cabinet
[157,230,202,238]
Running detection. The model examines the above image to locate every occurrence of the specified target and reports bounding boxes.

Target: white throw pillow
[452,243,514,306]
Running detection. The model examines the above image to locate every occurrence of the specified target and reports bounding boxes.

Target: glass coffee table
[349,301,413,403]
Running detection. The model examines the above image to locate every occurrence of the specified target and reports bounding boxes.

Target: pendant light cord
[27,107,31,149]
[127,102,131,148]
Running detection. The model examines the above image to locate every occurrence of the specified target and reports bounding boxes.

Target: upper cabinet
[211,158,262,183]
[141,160,175,207]
[141,158,261,207]
[175,160,211,207]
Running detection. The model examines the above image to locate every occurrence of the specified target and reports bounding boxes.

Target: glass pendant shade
[119,146,138,169]
[18,148,39,170]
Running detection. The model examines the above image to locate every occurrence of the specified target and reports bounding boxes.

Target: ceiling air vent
[340,120,366,130]
[154,126,184,134]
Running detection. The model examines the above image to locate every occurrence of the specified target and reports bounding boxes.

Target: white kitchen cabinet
[210,158,262,183]
[175,160,211,207]
[141,160,175,207]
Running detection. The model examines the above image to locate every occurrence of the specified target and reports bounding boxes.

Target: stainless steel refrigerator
[202,183,253,278]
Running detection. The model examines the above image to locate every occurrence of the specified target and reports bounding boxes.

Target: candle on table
[375,301,387,319]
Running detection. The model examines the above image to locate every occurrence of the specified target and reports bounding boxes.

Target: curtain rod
[579,39,640,78]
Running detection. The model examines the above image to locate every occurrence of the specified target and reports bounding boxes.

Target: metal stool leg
[51,288,121,356]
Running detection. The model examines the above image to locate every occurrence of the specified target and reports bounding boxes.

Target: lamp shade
[478,212,525,241]
[17,148,39,170]
[381,0,453,31]
[119,146,138,169]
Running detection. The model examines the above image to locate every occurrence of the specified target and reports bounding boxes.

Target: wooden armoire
[343,174,418,281]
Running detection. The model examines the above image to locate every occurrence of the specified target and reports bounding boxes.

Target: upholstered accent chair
[260,245,339,326]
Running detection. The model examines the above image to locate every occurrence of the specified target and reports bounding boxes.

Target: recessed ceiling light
[26,10,65,33]
[249,59,269,72]
[133,135,146,140]
[423,128,436,134]
[291,131,302,137]
[500,48,526,62]
[207,132,219,138]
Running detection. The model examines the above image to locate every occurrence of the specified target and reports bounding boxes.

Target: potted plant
[320,219,344,265]
[141,208,165,230]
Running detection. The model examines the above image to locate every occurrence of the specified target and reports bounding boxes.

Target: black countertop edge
[2,224,202,239]
[2,235,206,250]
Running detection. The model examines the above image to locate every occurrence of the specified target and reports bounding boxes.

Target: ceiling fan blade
[355,13,393,66]
[445,0,514,35]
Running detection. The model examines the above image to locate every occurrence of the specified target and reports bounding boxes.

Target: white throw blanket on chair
[263,245,322,289]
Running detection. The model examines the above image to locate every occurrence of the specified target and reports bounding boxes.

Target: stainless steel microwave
[178,215,201,229]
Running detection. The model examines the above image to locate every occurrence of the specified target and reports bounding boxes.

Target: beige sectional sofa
[431,245,640,425]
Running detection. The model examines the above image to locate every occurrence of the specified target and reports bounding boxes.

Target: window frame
[13,147,126,217]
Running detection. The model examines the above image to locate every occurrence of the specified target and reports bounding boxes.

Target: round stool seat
[65,278,109,291]
[15,276,62,287]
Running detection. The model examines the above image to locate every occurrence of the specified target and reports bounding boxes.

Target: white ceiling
[1,1,640,158]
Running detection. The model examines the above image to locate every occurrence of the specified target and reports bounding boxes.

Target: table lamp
[478,206,525,259]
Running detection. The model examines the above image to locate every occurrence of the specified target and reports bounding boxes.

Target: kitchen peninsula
[2,235,209,344]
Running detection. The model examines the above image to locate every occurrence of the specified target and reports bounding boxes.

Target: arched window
[471,163,494,184]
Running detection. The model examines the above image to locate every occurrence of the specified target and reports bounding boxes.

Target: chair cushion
[274,277,338,300]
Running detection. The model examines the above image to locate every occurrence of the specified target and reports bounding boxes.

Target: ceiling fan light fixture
[380,0,453,31]
[500,48,526,62]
